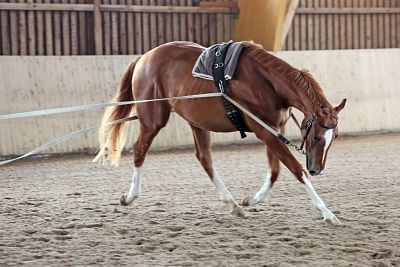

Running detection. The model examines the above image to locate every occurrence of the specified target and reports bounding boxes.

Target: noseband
[299,113,338,151]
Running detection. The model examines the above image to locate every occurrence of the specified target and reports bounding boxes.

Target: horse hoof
[324,215,341,226]
[120,194,129,206]
[242,197,252,207]
[231,205,247,218]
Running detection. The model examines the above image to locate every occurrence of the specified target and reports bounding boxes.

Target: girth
[212,41,249,138]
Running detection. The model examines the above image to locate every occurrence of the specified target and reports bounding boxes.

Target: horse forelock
[242,42,331,109]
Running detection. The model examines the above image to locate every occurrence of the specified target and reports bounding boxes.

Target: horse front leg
[243,122,286,206]
[242,147,279,206]
[250,125,340,225]
[190,125,246,218]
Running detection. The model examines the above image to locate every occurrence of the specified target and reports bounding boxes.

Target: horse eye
[313,136,319,141]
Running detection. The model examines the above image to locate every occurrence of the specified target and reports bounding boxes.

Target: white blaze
[322,129,334,164]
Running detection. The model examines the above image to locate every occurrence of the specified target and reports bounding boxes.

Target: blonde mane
[242,42,331,108]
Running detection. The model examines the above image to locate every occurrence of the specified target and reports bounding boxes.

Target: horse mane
[242,41,331,108]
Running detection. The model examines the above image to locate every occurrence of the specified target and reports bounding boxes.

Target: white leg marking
[212,170,234,203]
[212,170,246,217]
[302,174,340,225]
[121,167,141,205]
[248,172,272,206]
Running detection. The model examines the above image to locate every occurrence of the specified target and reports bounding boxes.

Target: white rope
[0,116,137,166]
[0,93,222,166]
[0,92,290,166]
[0,92,222,120]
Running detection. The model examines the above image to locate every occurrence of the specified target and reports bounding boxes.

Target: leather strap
[212,41,249,138]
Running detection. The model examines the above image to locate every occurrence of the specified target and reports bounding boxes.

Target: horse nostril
[309,170,317,176]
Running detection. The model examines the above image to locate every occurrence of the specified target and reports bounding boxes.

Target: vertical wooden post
[94,0,103,55]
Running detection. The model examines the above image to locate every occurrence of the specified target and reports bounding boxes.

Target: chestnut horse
[94,41,346,225]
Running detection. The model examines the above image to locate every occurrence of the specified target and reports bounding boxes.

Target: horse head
[302,99,347,176]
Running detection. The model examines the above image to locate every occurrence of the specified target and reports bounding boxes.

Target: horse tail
[93,56,141,166]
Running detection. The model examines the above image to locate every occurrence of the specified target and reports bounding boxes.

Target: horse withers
[94,41,346,225]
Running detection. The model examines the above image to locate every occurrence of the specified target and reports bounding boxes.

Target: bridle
[299,113,338,152]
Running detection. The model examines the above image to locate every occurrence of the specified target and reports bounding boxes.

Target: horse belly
[172,98,237,132]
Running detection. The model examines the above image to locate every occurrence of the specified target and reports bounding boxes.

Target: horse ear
[334,99,347,113]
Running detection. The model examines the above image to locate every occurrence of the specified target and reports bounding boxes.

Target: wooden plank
[62,0,71,55]
[94,0,103,54]
[126,0,135,54]
[9,0,19,55]
[27,0,36,55]
[390,0,397,48]
[326,0,333,49]
[119,0,127,54]
[156,0,165,45]
[332,0,339,49]
[215,1,223,43]
[102,3,238,13]
[172,0,180,41]
[293,12,300,50]
[70,0,78,55]
[222,0,230,41]
[306,0,314,50]
[150,0,158,47]
[111,0,119,54]
[208,4,216,44]
[134,0,143,53]
[345,0,353,49]
[300,13,307,50]
[319,0,327,50]
[54,0,62,55]
[164,0,173,42]
[397,1,400,48]
[187,0,194,41]
[44,0,53,55]
[0,2,93,11]
[371,0,378,48]
[194,9,201,43]
[142,0,150,52]
[201,9,208,44]
[313,0,320,50]
[18,0,28,55]
[338,0,346,49]
[358,0,366,49]
[103,0,111,55]
[280,0,300,50]
[352,0,359,49]
[179,0,187,41]
[295,7,400,14]
[365,0,372,48]
[0,2,239,13]
[1,6,11,55]
[377,0,384,48]
[36,0,45,55]
[198,1,238,8]
[78,5,87,54]
[378,0,389,48]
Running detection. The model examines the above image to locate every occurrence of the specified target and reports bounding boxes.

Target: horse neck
[275,71,329,115]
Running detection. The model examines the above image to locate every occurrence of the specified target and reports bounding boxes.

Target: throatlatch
[212,41,249,139]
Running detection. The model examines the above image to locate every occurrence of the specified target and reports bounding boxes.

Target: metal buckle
[215,50,221,56]
[214,63,219,69]
[219,63,224,67]
[218,80,225,93]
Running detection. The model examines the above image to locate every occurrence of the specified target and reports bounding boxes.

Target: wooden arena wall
[283,0,400,50]
[0,0,238,56]
[0,49,399,156]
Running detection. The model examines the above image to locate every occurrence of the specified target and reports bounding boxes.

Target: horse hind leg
[120,103,170,206]
[190,125,246,218]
